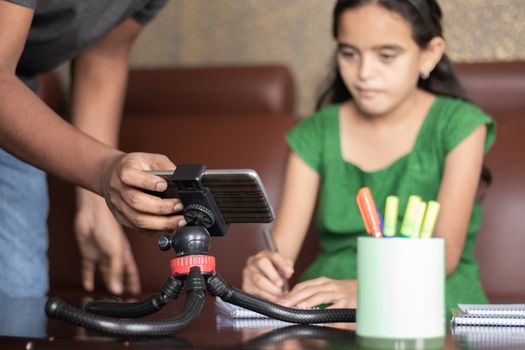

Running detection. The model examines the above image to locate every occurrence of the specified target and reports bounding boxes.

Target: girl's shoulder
[287,103,341,147]
[307,103,340,120]
[434,96,491,121]
[286,105,342,173]
[432,96,495,153]
[292,104,340,131]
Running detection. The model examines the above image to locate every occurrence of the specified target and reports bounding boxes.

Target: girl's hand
[100,152,185,233]
[242,250,294,302]
[281,278,357,309]
[75,189,140,295]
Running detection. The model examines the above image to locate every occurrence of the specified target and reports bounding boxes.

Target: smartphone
[147,169,275,225]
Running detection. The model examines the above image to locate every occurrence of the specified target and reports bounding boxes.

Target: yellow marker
[400,196,421,237]
[420,201,441,238]
[412,201,427,238]
[383,196,399,237]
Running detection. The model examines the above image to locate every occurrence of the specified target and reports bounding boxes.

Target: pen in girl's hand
[262,229,290,293]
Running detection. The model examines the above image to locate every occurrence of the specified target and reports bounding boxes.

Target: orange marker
[357,187,382,238]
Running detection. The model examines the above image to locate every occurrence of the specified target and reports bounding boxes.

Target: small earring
[420,71,430,80]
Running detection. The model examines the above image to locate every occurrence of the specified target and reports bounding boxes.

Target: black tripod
[45,165,356,337]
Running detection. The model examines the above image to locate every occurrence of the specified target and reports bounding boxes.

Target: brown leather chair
[124,65,294,117]
[456,62,525,302]
[455,62,525,118]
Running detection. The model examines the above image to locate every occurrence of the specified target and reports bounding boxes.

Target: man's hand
[75,189,140,295]
[100,152,185,232]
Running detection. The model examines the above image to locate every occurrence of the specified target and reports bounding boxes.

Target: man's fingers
[123,243,141,295]
[147,154,175,170]
[106,253,124,295]
[120,188,181,215]
[81,258,96,292]
[127,152,175,171]
[119,165,170,193]
[116,200,186,231]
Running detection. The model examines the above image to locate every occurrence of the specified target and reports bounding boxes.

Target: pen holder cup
[356,236,445,339]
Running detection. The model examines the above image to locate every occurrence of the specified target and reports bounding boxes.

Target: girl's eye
[379,52,397,62]
[339,50,358,60]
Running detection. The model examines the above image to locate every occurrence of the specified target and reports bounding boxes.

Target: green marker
[383,196,399,237]
[400,195,421,237]
[420,201,441,238]
[412,201,427,238]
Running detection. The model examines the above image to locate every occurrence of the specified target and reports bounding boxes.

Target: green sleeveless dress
[286,96,496,315]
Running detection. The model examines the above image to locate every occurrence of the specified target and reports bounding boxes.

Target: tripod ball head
[171,226,211,256]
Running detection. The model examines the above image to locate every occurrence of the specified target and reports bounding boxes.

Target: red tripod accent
[170,255,216,275]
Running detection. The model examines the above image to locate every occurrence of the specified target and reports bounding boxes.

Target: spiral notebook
[452,325,525,349]
[215,313,291,329]
[215,297,270,319]
[451,304,525,327]
[214,297,292,328]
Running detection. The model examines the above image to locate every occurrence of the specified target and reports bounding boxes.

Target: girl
[242,0,495,314]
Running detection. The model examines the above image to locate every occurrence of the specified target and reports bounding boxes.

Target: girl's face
[336,4,432,116]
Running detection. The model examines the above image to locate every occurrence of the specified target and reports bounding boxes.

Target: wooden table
[0,291,520,349]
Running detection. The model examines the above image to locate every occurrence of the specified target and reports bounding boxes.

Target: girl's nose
[357,56,375,81]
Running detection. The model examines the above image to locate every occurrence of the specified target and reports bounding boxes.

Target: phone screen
[147,169,275,224]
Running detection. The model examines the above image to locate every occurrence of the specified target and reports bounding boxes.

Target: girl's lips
[356,87,380,98]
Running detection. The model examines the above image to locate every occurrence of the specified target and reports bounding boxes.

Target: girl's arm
[242,152,320,301]
[434,125,487,275]
[273,152,321,261]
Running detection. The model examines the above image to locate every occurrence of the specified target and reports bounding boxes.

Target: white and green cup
[356,236,445,339]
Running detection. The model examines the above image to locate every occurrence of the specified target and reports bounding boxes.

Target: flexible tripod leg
[84,275,184,318]
[207,273,356,324]
[45,268,206,337]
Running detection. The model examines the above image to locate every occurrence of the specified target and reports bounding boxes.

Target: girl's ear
[420,37,445,78]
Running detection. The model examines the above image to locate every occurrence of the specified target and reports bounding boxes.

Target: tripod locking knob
[158,235,172,251]
[184,204,215,228]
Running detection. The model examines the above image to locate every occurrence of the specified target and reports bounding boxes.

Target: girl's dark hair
[317,0,492,188]
[316,0,467,110]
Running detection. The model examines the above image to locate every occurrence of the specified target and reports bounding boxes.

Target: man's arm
[0,1,121,193]
[0,1,182,231]
[69,18,145,295]
[70,17,142,147]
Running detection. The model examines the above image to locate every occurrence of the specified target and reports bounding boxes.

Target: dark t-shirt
[7,0,166,87]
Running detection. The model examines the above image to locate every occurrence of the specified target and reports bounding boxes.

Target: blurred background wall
[127,0,525,116]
